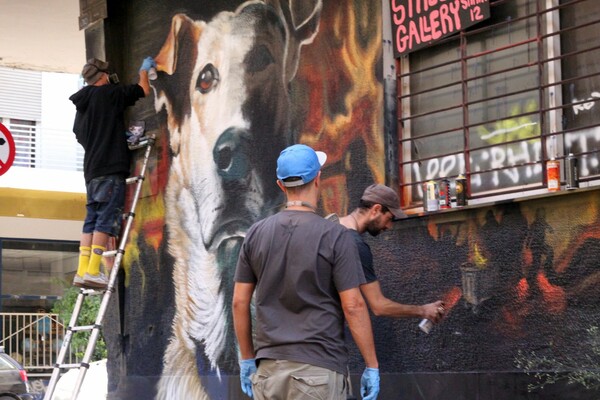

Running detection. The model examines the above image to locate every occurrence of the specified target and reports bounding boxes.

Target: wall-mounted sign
[0,122,16,176]
[79,0,108,30]
[390,0,491,57]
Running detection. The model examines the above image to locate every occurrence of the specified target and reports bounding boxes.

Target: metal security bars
[0,312,80,374]
[3,118,84,172]
[397,0,600,208]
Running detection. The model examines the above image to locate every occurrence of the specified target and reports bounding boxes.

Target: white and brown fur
[151,1,322,398]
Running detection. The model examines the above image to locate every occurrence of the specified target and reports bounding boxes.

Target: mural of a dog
[150,1,323,398]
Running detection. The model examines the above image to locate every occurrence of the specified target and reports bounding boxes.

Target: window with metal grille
[1,117,84,172]
[8,119,37,168]
[397,0,600,210]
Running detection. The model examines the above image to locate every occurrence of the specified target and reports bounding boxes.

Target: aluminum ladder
[43,135,155,400]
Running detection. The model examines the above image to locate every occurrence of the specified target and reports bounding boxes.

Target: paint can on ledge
[565,153,579,190]
[547,158,560,192]
[455,174,467,206]
[439,179,451,209]
[423,180,439,212]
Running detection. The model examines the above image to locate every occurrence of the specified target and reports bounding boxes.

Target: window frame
[396,0,600,212]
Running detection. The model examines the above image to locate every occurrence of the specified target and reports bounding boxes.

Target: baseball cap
[82,58,109,85]
[276,144,327,187]
[361,184,407,219]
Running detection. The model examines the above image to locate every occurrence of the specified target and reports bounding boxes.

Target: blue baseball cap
[277,144,327,187]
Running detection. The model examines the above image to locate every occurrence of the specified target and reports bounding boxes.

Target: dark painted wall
[78,0,600,399]
[350,189,600,399]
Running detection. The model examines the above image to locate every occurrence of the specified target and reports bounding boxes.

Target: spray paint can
[148,67,158,80]
[439,179,451,209]
[547,158,560,192]
[418,318,433,334]
[423,180,439,212]
[455,174,467,206]
[449,179,457,208]
[418,304,445,334]
[565,153,579,190]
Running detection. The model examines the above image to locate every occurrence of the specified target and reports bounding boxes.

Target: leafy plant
[515,326,600,391]
[51,286,107,360]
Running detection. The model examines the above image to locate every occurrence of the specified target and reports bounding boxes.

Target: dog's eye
[197,63,220,94]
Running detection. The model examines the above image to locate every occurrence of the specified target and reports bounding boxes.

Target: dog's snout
[213,128,251,181]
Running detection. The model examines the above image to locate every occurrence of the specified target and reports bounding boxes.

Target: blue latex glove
[139,56,156,72]
[360,367,380,400]
[239,358,257,398]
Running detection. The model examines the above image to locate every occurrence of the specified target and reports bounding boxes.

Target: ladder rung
[80,288,106,295]
[127,137,154,150]
[103,250,117,257]
[57,363,86,369]
[126,175,144,184]
[70,325,97,332]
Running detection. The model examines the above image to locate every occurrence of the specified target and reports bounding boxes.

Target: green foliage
[515,326,600,391]
[51,286,107,360]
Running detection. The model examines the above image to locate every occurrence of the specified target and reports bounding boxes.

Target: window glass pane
[1,240,78,310]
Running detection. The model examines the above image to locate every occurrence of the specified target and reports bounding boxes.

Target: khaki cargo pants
[251,359,348,400]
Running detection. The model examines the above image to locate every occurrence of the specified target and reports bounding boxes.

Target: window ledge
[402,180,600,220]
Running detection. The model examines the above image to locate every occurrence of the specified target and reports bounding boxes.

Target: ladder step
[57,363,86,369]
[79,288,106,295]
[70,325,97,332]
[103,250,117,257]
[126,175,144,184]
[127,137,154,150]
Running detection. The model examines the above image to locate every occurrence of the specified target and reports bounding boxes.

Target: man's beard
[366,221,383,237]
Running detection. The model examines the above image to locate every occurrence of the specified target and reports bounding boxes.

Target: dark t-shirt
[234,210,366,375]
[348,229,378,283]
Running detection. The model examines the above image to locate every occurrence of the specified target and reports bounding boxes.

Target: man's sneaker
[83,272,108,289]
[73,274,85,287]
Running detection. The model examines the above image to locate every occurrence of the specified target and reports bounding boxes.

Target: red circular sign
[0,122,16,176]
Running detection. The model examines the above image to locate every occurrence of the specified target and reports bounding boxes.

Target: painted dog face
[152,0,323,378]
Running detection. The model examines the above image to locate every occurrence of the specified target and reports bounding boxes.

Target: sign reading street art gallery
[390,0,491,57]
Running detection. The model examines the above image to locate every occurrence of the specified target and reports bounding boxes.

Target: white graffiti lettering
[564,127,600,176]
[413,127,600,196]
[572,91,600,115]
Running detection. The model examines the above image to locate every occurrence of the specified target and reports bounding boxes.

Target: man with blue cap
[233,144,380,400]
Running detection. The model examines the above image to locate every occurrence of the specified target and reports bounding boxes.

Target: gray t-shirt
[234,210,366,375]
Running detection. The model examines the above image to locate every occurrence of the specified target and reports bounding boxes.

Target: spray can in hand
[418,319,434,334]
[418,304,445,334]
[148,67,158,81]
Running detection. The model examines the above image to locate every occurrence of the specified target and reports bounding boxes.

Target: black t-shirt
[348,229,378,283]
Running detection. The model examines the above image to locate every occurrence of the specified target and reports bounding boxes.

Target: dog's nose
[213,127,250,181]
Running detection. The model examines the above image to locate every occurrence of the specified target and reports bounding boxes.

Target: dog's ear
[155,14,201,75]
[154,14,203,155]
[266,0,323,82]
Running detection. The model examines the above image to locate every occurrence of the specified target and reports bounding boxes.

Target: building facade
[66,0,600,399]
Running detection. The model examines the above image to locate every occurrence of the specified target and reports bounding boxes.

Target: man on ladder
[43,56,157,400]
[69,56,155,289]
